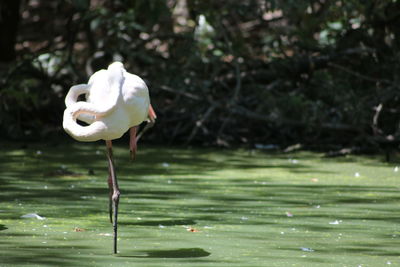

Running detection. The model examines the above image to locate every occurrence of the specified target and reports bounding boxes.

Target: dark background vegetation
[1,0,400,152]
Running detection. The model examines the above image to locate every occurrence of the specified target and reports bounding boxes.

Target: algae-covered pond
[1,143,400,266]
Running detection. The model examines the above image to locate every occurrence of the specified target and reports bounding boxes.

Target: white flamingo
[63,61,156,253]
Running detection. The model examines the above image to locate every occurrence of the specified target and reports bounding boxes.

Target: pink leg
[106,141,113,223]
[135,105,157,143]
[107,175,113,223]
[105,140,120,254]
[148,104,157,122]
[129,126,138,160]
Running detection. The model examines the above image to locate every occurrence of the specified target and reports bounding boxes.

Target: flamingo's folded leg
[136,105,157,142]
[129,126,138,160]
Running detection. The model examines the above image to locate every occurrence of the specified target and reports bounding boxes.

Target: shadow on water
[120,248,211,258]
[0,245,94,267]
[120,219,196,226]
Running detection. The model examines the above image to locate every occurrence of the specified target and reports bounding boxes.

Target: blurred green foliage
[0,0,399,149]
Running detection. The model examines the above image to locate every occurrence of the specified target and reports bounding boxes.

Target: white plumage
[63,61,150,141]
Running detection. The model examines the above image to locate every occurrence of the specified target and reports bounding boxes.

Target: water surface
[1,143,399,266]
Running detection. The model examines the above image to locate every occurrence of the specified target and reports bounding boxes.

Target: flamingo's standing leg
[106,140,114,223]
[106,140,120,254]
[107,170,113,223]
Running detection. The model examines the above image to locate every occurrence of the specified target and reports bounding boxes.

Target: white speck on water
[159,224,165,228]
[387,261,392,265]
[394,166,399,172]
[241,216,249,220]
[21,213,46,220]
[36,150,42,155]
[354,172,360,177]
[43,225,48,228]
[203,226,213,229]
[280,232,285,234]
[167,180,172,184]
[69,185,75,189]
[98,233,112,236]
[162,162,170,167]
[289,159,299,164]
[329,220,342,225]
[96,150,101,155]
[42,241,47,244]
[44,185,48,189]
[314,205,321,208]
[80,196,96,199]
[301,247,314,252]
[286,211,294,217]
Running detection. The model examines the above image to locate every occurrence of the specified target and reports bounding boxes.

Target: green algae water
[1,143,399,266]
